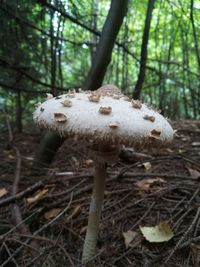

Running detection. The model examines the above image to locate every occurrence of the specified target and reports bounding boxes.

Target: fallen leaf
[181,137,188,142]
[8,154,15,159]
[178,149,186,154]
[165,148,173,153]
[27,189,48,204]
[187,168,200,179]
[135,177,165,192]
[122,230,140,249]
[83,159,94,166]
[140,221,174,242]
[65,205,81,223]
[143,162,152,170]
[0,188,8,198]
[44,208,61,220]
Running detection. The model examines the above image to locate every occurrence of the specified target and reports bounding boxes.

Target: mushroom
[33,85,174,266]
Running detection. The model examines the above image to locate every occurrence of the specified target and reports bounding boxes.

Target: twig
[0,208,42,241]
[131,201,155,229]
[103,186,178,222]
[1,108,13,143]
[164,207,200,265]
[3,242,20,267]
[11,146,40,255]
[0,181,43,207]
[121,172,199,181]
[3,109,40,257]
[0,193,73,267]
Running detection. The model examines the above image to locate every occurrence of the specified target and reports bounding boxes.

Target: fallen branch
[3,109,40,257]
[0,194,73,267]
[0,181,43,207]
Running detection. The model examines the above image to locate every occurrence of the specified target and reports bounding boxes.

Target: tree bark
[34,132,65,167]
[16,90,22,133]
[90,0,99,62]
[132,0,155,99]
[84,0,128,90]
[190,0,200,71]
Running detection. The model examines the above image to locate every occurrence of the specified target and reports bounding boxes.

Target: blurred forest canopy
[0,0,200,133]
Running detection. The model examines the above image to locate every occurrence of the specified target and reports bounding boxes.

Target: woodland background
[1,0,200,134]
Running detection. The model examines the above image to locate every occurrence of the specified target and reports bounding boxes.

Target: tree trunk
[50,9,56,95]
[90,0,99,62]
[84,0,128,90]
[34,132,65,167]
[132,0,155,99]
[16,90,22,133]
[190,0,200,71]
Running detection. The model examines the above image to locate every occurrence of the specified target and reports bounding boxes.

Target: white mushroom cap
[33,90,174,149]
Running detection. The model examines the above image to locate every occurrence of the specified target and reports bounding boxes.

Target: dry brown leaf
[83,159,94,166]
[65,205,81,223]
[187,168,200,179]
[44,208,61,220]
[27,189,48,204]
[140,221,174,243]
[178,149,186,154]
[143,162,152,170]
[122,230,140,249]
[135,177,166,192]
[0,188,8,198]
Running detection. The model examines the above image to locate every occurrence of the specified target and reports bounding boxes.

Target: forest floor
[0,120,200,267]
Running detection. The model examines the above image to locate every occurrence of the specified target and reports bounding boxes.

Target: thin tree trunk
[58,19,64,89]
[190,0,200,71]
[84,0,128,90]
[132,0,155,99]
[90,0,99,62]
[16,90,22,133]
[34,132,65,167]
[50,9,56,95]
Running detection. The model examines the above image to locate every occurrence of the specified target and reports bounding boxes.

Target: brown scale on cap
[54,113,68,122]
[88,93,101,103]
[61,99,72,107]
[66,89,76,98]
[131,99,142,109]
[67,93,75,98]
[46,93,53,100]
[35,102,42,108]
[99,106,112,115]
[149,128,161,139]
[143,114,155,122]
[123,96,131,102]
[113,94,122,100]
[97,84,121,96]
[109,122,119,129]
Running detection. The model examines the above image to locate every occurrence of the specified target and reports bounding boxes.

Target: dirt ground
[0,120,200,267]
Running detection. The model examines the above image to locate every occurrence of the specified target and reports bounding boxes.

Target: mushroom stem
[82,160,106,266]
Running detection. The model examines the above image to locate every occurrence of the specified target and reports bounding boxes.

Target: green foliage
[0,0,199,131]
